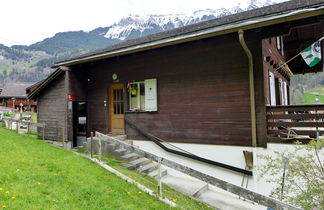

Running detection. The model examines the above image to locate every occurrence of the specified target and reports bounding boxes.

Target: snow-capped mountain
[0,0,287,85]
[104,0,279,41]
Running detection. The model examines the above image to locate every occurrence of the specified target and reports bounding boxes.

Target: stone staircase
[84,134,293,210]
[85,136,168,180]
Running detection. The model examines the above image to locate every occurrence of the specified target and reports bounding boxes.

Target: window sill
[125,110,157,114]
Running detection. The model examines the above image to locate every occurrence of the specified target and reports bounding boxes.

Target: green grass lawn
[97,155,210,210]
[0,128,209,209]
[302,87,324,104]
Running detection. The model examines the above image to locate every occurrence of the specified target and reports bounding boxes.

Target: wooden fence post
[27,122,30,136]
[158,157,162,197]
[99,137,102,157]
[42,124,45,140]
[16,120,18,132]
[62,127,65,149]
[91,132,94,158]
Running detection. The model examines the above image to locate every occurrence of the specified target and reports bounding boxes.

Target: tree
[257,140,324,209]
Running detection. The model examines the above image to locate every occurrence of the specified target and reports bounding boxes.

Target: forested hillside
[0,43,94,84]
[290,72,324,104]
[0,0,279,86]
[0,0,322,100]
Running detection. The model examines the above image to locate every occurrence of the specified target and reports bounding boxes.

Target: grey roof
[0,82,34,98]
[54,0,324,67]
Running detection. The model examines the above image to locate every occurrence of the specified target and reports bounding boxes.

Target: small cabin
[0,82,37,112]
[28,0,324,196]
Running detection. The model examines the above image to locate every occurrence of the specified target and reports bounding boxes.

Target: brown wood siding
[262,37,290,106]
[68,70,88,102]
[83,33,258,146]
[37,73,66,141]
[66,69,88,142]
[253,36,267,147]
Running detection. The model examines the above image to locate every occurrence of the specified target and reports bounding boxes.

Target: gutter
[238,29,257,147]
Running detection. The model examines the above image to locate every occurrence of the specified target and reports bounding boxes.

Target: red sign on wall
[68,94,74,102]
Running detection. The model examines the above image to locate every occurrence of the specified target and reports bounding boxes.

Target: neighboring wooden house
[0,82,37,112]
[28,0,323,195]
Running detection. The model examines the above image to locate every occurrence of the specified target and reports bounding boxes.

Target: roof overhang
[54,6,324,68]
[27,68,64,99]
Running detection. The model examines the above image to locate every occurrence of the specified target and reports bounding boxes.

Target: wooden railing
[266,104,324,142]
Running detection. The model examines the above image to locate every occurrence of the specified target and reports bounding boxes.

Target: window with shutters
[276,36,284,56]
[128,78,157,112]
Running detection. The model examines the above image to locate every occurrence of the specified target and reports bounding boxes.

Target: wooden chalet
[0,82,37,112]
[28,0,324,148]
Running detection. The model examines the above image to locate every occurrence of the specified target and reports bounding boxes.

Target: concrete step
[119,163,136,169]
[114,148,129,156]
[92,137,100,141]
[120,153,140,161]
[139,162,158,174]
[147,168,167,179]
[161,175,206,197]
[87,137,99,141]
[106,143,116,148]
[124,140,133,145]
[103,143,116,150]
[129,157,151,168]
[192,184,209,198]
[114,135,127,141]
[198,189,266,210]
[101,142,117,155]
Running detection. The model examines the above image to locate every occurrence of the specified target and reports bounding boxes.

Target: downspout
[238,29,257,147]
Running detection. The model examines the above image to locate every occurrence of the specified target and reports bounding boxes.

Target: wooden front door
[108,84,125,133]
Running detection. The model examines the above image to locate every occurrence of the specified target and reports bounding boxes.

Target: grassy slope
[0,129,208,209]
[99,155,210,210]
[302,87,324,104]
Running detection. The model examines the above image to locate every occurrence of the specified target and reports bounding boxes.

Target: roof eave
[27,69,64,99]
[53,6,324,68]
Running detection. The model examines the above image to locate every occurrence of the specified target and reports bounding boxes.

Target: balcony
[266,104,324,143]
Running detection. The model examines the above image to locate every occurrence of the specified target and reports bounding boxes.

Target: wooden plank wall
[82,33,265,146]
[262,37,289,106]
[66,69,88,142]
[37,73,67,141]
[252,35,267,147]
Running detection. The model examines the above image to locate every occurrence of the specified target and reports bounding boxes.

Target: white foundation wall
[132,140,323,196]
[132,140,255,191]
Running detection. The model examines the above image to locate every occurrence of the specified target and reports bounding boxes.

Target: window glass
[128,79,157,111]
[129,81,145,111]
[276,37,281,50]
[113,88,124,114]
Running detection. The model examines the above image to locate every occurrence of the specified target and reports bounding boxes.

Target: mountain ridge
[0,0,281,85]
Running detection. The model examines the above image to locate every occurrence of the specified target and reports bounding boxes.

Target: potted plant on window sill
[129,86,138,96]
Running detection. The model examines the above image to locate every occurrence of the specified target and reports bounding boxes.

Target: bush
[258,140,324,209]
[3,112,12,117]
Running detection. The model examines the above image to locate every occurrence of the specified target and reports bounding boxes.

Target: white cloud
[0,0,288,46]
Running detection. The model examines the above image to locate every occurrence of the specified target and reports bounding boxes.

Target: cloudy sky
[0,0,287,46]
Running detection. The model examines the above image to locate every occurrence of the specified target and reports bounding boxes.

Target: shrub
[258,140,324,209]
[3,112,12,117]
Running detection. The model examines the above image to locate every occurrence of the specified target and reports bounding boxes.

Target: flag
[300,39,322,67]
